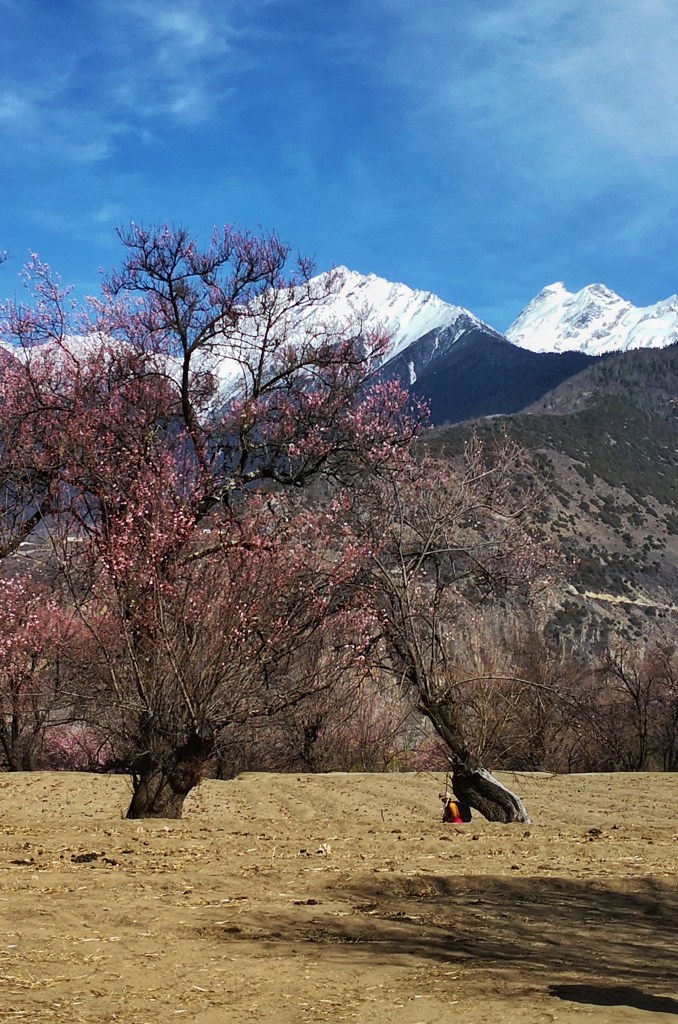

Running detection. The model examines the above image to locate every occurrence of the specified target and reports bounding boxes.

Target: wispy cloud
[106,0,237,125]
[371,0,678,188]
[542,4,678,166]
[0,0,244,168]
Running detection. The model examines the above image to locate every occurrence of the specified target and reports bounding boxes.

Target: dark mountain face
[380,322,596,425]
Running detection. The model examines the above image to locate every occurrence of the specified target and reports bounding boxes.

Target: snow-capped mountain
[0,268,599,425]
[325,271,593,423]
[192,267,490,401]
[5,266,673,425]
[506,282,678,356]
[308,267,486,361]
[285,268,598,423]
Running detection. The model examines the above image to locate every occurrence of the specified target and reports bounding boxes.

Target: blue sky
[2,0,678,331]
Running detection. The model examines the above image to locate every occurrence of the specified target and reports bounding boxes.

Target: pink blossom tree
[0,577,76,770]
[0,225,419,816]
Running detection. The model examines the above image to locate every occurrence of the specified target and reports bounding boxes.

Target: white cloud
[91,201,129,226]
[125,2,208,39]
[373,0,678,185]
[134,3,222,54]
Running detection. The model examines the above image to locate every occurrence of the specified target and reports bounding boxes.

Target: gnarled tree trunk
[451,761,531,823]
[419,690,530,824]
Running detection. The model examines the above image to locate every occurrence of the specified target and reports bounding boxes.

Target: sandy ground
[0,770,676,1024]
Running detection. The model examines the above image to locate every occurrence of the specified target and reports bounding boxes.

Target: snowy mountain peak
[312,267,485,361]
[506,282,678,356]
[539,282,568,296]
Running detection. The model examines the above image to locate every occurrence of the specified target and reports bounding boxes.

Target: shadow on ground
[201,873,678,999]
[550,984,678,1014]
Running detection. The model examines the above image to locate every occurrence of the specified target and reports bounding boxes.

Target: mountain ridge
[314,268,678,360]
[506,280,678,356]
[4,266,678,427]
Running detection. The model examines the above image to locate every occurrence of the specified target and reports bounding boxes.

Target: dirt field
[0,770,676,1024]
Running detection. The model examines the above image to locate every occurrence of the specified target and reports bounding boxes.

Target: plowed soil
[0,771,676,1023]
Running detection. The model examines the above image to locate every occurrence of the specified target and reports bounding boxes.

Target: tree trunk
[126,735,212,819]
[0,726,39,772]
[451,762,531,824]
[418,691,531,824]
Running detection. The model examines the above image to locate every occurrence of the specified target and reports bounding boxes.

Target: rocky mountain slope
[427,343,678,644]
[380,321,593,425]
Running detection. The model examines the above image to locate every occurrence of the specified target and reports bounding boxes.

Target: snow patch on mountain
[507,282,678,356]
